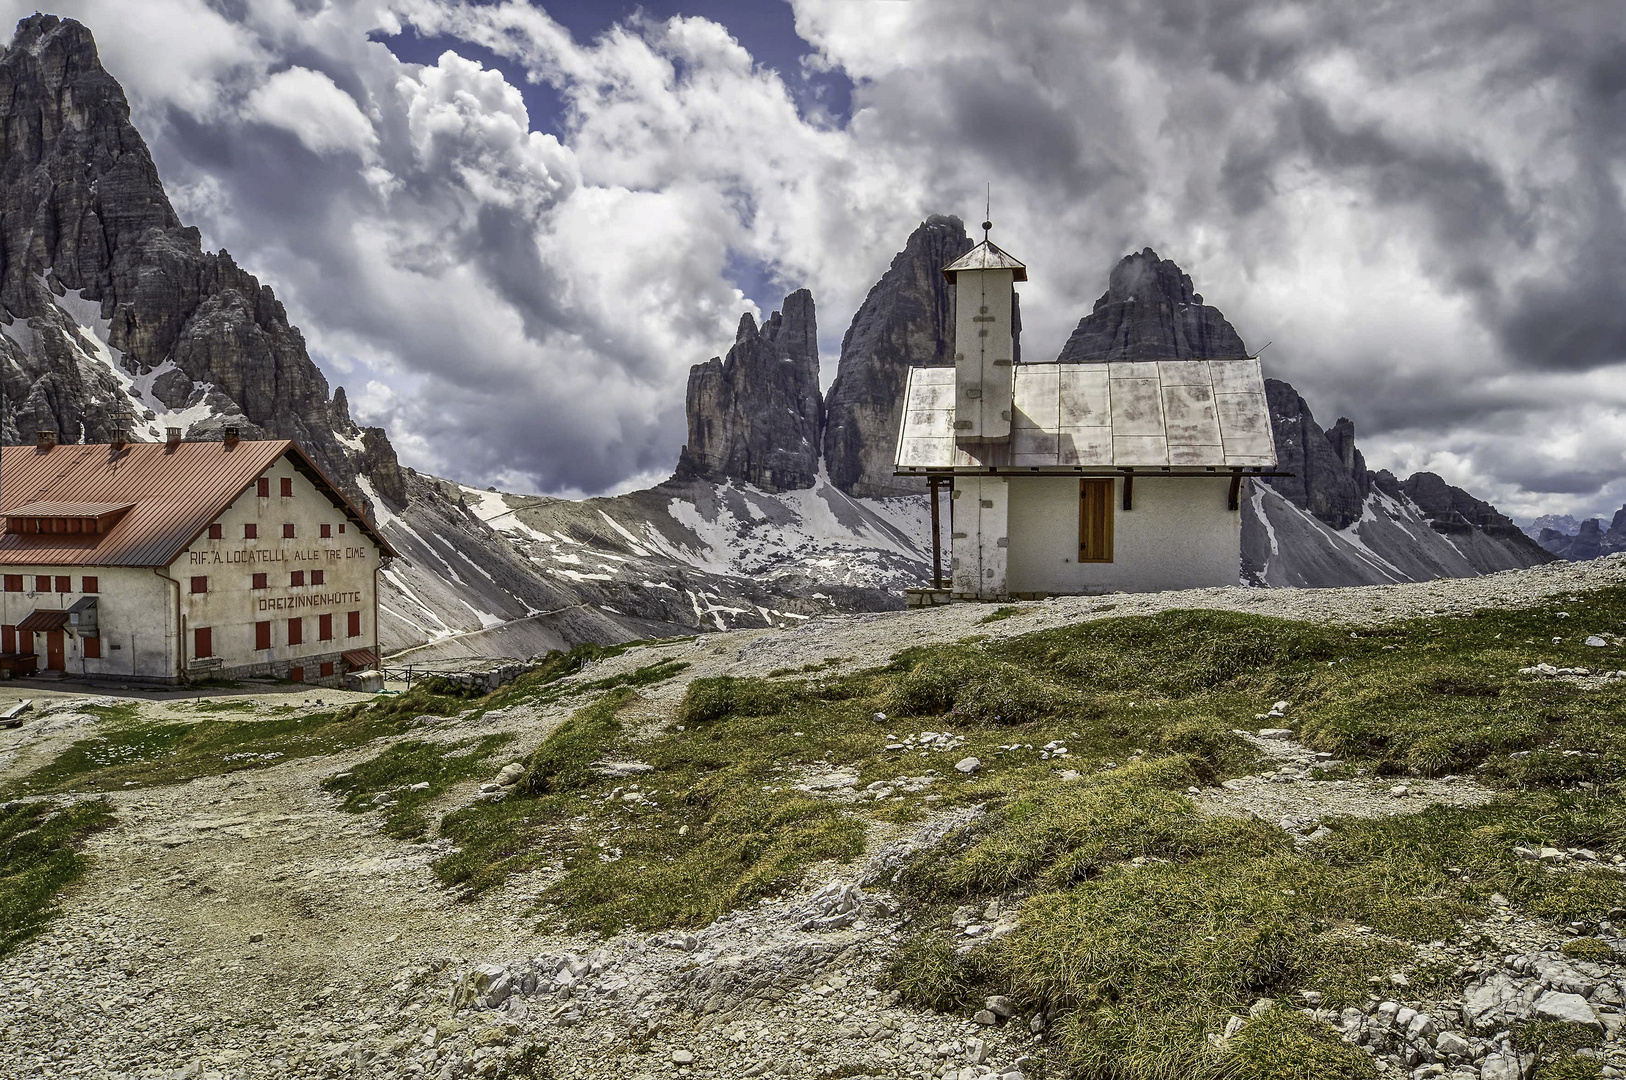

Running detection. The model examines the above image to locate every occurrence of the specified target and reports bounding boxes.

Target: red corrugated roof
[0,440,396,567]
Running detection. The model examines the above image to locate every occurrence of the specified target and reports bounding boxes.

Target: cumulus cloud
[245,66,379,158]
[1,0,1622,520]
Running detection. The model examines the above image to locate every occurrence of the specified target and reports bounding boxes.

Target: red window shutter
[290,570,305,587]
[257,477,270,498]
[319,613,332,641]
[83,635,100,659]
[34,576,49,592]
[194,627,212,658]
[320,661,334,678]
[190,576,208,594]
[1,626,13,653]
[208,523,222,540]
[289,666,304,683]
[280,477,293,497]
[288,618,303,646]
[252,572,267,590]
[81,576,98,593]
[3,576,20,592]
[255,621,271,650]
[244,523,258,539]
[338,523,346,534]
[54,576,71,593]
[311,569,324,586]
[347,610,361,638]
[283,524,295,539]
[320,523,331,539]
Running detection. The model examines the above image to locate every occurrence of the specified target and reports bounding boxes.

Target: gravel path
[2,554,1625,1080]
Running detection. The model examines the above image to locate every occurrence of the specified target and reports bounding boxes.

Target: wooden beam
[1121,472,1134,512]
[929,477,944,590]
[1227,470,1243,511]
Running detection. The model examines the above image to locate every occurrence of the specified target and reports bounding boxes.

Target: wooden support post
[1121,472,1134,512]
[1227,470,1243,512]
[929,477,944,590]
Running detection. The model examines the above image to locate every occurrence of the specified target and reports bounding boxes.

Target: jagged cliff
[675,290,822,493]
[823,215,972,497]
[1055,247,1249,363]
[0,13,398,505]
[1537,507,1626,561]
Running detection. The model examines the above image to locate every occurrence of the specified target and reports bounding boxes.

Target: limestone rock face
[676,289,822,493]
[1055,248,1248,363]
[823,215,972,497]
[0,13,389,506]
[1264,380,1370,530]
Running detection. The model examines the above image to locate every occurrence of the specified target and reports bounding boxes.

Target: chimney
[36,430,56,450]
[223,425,240,448]
[111,428,126,452]
[165,427,182,448]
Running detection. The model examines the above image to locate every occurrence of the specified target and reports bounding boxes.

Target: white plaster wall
[171,454,382,682]
[951,475,1009,599]
[1005,476,1240,595]
[0,567,175,680]
[953,268,1015,440]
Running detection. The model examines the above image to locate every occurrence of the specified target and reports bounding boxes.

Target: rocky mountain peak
[675,288,822,493]
[823,215,972,497]
[0,13,401,516]
[1055,247,1249,363]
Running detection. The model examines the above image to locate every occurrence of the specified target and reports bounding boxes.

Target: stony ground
[5,555,1626,1080]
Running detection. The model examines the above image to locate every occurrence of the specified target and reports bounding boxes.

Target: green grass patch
[323,733,516,839]
[1219,1008,1378,1080]
[2,707,408,795]
[979,606,1020,624]
[0,798,115,957]
[191,699,257,713]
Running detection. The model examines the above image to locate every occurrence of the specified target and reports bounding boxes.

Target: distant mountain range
[0,14,1558,661]
[1522,508,1626,562]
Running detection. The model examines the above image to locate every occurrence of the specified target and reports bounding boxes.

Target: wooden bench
[0,652,39,679]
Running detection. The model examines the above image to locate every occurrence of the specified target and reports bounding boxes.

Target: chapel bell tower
[942,220,1027,443]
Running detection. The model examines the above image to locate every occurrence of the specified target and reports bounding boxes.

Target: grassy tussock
[0,798,115,957]
[322,733,515,839]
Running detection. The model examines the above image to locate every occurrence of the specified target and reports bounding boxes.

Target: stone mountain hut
[0,430,394,684]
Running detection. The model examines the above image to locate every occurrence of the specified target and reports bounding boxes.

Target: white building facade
[894,230,1279,600]
[0,435,393,684]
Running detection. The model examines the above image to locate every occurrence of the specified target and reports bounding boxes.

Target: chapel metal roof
[895,359,1277,472]
[942,240,1028,282]
[7,501,135,517]
[0,440,397,567]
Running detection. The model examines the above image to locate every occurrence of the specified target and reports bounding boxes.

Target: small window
[190,576,208,594]
[287,617,303,646]
[311,569,324,586]
[283,524,296,539]
[3,576,20,593]
[347,610,362,638]
[339,523,346,534]
[257,477,270,498]
[1078,479,1115,563]
[54,576,71,593]
[318,613,333,641]
[194,626,213,658]
[290,570,305,587]
[244,523,258,540]
[81,576,98,593]
[280,477,293,498]
[34,576,49,593]
[83,635,100,660]
[255,620,271,650]
[320,523,332,539]
[208,523,222,540]
[252,572,268,590]
[289,665,304,683]
[319,661,334,678]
